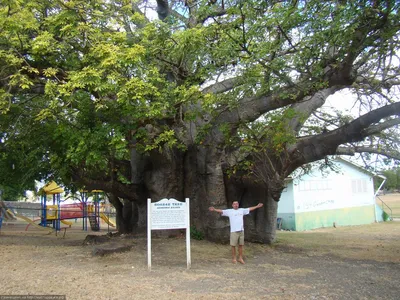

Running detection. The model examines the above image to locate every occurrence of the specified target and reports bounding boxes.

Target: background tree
[375,167,400,191]
[0,0,399,243]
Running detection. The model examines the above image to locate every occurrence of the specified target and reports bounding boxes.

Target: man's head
[232,201,239,210]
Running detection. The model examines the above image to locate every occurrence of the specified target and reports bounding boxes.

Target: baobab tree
[0,0,399,243]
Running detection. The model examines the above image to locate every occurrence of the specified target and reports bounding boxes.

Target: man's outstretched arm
[249,203,263,212]
[209,207,223,214]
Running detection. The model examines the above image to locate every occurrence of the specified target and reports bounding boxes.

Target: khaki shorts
[230,231,244,246]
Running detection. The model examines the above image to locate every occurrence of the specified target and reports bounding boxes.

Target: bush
[190,225,204,240]
[382,211,391,221]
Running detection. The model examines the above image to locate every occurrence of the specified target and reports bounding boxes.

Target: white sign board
[147,198,191,270]
[151,198,187,229]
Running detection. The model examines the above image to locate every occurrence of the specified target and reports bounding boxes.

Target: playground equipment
[40,181,64,231]
[24,204,75,231]
[6,209,53,234]
[100,212,115,227]
[0,200,10,234]
[0,200,16,221]
[82,190,115,231]
[39,182,115,232]
[0,200,55,233]
[0,182,115,233]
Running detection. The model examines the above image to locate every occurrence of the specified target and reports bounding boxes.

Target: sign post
[147,198,191,270]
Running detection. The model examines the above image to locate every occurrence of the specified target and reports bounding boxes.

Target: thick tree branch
[71,170,141,202]
[364,118,400,135]
[292,101,400,167]
[156,0,169,21]
[288,87,341,133]
[214,82,325,128]
[336,146,400,161]
[201,77,238,94]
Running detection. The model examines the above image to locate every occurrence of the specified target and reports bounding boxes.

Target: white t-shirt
[221,208,250,232]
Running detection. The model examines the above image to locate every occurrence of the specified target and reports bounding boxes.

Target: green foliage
[190,225,204,240]
[377,168,400,191]
[382,211,391,222]
[237,108,298,155]
[0,0,399,199]
[0,184,28,201]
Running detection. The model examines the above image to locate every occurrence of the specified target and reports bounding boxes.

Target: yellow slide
[61,219,73,226]
[100,213,115,227]
[6,209,53,234]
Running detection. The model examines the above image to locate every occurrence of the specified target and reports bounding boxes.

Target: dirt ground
[1,197,400,300]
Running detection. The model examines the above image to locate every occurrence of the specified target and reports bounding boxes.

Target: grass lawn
[376,193,400,218]
[275,221,400,262]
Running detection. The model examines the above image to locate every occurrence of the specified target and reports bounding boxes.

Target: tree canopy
[1,0,399,242]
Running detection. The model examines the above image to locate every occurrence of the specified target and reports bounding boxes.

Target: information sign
[147,198,191,270]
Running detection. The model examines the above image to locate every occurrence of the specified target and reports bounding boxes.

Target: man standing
[209,201,263,264]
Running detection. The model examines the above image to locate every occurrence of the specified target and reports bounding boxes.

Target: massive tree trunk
[109,194,139,234]
[193,146,230,242]
[224,176,280,244]
[110,142,283,244]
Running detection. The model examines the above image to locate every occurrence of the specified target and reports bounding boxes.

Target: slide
[25,218,72,231]
[61,219,73,226]
[0,201,16,221]
[7,209,53,234]
[100,213,115,227]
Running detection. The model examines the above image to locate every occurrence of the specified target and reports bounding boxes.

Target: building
[277,158,384,231]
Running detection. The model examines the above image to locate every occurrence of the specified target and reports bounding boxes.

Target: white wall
[277,180,295,213]
[292,160,375,213]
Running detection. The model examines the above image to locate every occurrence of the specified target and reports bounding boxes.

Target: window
[352,179,368,193]
[298,180,332,191]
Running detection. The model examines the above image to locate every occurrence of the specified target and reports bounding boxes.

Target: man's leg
[230,232,240,263]
[231,246,237,263]
[238,231,245,264]
[238,245,245,264]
